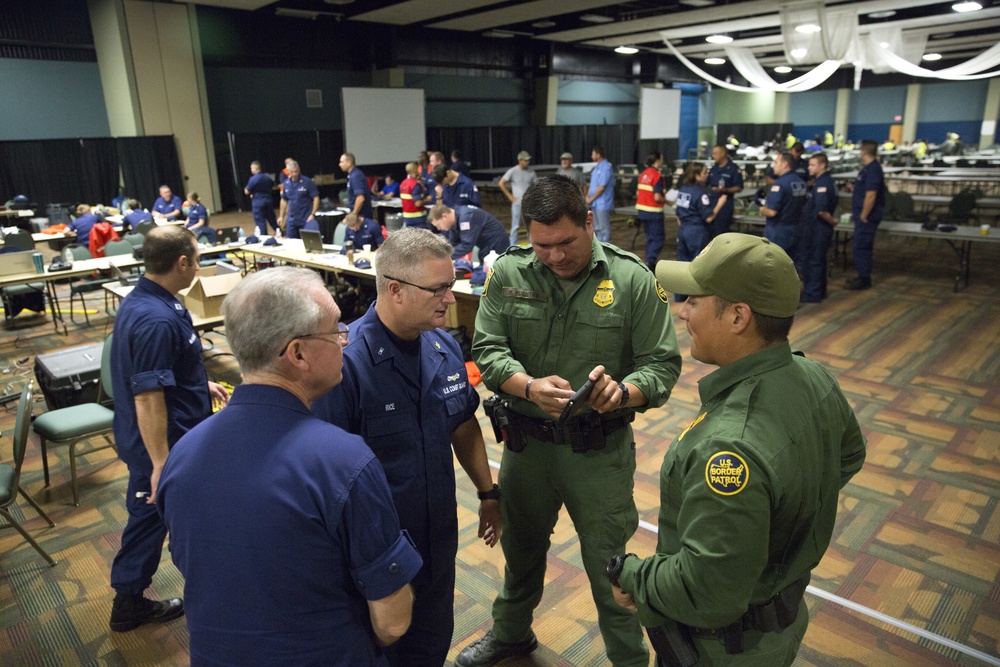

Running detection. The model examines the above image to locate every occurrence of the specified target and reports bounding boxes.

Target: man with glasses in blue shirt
[312,227,501,667]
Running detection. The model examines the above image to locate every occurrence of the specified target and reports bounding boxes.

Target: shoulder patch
[770,185,781,192]
[701,194,711,206]
[705,451,749,496]
[481,267,493,296]
[656,281,670,303]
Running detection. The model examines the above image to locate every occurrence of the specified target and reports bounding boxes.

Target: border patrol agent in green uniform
[457,175,682,667]
[609,234,866,666]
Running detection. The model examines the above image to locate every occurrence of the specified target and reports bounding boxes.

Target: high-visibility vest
[635,167,664,213]
[400,177,426,218]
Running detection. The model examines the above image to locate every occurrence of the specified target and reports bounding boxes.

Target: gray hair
[375,227,452,295]
[222,267,331,374]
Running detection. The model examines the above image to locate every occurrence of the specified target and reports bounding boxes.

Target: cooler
[34,342,105,410]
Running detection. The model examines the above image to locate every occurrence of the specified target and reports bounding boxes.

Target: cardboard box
[179,271,242,319]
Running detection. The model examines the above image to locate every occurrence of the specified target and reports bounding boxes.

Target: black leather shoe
[454,630,538,667]
[109,594,184,632]
[844,276,871,290]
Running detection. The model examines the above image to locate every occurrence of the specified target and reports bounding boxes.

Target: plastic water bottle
[275,227,282,240]
[253,225,261,237]
[483,250,499,273]
[238,227,246,244]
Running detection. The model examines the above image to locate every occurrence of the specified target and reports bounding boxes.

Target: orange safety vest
[400,177,426,218]
[636,167,664,213]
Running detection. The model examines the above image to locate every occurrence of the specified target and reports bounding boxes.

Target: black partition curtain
[716,124,795,148]
[0,138,119,205]
[116,135,184,206]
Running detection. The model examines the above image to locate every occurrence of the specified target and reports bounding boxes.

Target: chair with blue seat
[122,233,144,250]
[333,222,347,247]
[32,334,117,506]
[0,382,57,566]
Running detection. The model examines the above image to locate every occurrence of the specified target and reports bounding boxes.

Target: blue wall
[204,66,369,142]
[556,80,637,126]
[848,123,893,142]
[0,58,110,140]
[915,80,988,143]
[849,85,906,125]
[789,89,837,127]
[406,73,528,127]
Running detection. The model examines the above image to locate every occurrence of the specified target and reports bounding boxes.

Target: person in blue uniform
[790,142,809,183]
[184,192,212,243]
[450,149,471,177]
[108,225,229,633]
[341,213,384,253]
[69,204,101,249]
[435,164,481,209]
[428,203,509,260]
[122,199,152,233]
[799,153,839,302]
[846,139,885,290]
[708,144,744,238]
[151,185,183,221]
[244,161,277,234]
[425,152,445,205]
[278,161,320,240]
[159,267,421,666]
[341,152,374,220]
[377,173,400,199]
[674,162,728,301]
[312,227,501,667]
[759,153,807,259]
[586,145,616,243]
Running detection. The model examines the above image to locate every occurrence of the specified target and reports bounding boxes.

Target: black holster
[647,619,699,667]
[718,572,810,654]
[483,395,526,452]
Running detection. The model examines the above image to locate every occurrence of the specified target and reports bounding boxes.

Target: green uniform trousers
[492,428,649,667]
[683,599,808,666]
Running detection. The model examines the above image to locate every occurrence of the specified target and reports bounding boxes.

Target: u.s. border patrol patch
[656,281,670,303]
[705,451,749,496]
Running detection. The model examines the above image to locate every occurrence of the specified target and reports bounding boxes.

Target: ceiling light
[706,34,733,44]
[774,66,793,73]
[680,0,715,6]
[795,24,821,34]
[275,8,321,19]
[580,13,614,23]
[483,30,515,38]
[932,32,955,39]
[922,53,943,61]
[791,48,807,58]
[532,20,555,28]
[879,42,890,49]
[614,46,639,54]
[868,10,896,18]
[704,57,726,65]
[952,1,982,11]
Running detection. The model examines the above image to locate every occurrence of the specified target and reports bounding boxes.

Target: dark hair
[791,142,805,152]
[860,139,878,157]
[777,152,795,171]
[592,145,606,158]
[432,164,448,184]
[645,151,662,167]
[713,296,793,343]
[451,149,462,160]
[713,143,728,152]
[342,152,356,166]
[809,152,829,168]
[144,226,196,275]
[520,175,588,229]
[682,162,706,186]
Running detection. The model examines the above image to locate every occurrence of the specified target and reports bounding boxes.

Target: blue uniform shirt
[159,384,422,667]
[674,185,714,227]
[424,175,439,204]
[441,174,480,209]
[852,161,885,223]
[342,217,384,253]
[588,160,615,210]
[804,172,838,222]
[185,203,207,229]
[707,160,743,215]
[346,168,374,219]
[123,209,152,231]
[245,172,275,205]
[380,181,400,198]
[110,277,210,471]
[765,172,807,225]
[450,160,471,177]
[793,157,809,182]
[69,213,100,248]
[447,205,509,259]
[152,195,183,220]
[282,175,320,228]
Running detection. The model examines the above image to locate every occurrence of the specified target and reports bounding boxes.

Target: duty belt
[510,410,632,446]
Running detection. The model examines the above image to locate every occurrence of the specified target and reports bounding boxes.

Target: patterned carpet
[1,211,998,666]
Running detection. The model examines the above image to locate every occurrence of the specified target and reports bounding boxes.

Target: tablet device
[557,379,595,426]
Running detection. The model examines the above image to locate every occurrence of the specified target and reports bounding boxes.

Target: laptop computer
[111,262,140,286]
[300,229,327,254]
[217,226,242,244]
[0,250,37,277]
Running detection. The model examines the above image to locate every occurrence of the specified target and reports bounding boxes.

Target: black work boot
[454,630,538,667]
[844,275,871,290]
[109,592,184,632]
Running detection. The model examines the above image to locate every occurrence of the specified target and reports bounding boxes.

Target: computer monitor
[300,229,326,253]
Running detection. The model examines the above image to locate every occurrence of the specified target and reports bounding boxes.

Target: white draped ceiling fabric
[661,1,1000,93]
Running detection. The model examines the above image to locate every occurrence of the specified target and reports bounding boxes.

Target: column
[902,84,920,143]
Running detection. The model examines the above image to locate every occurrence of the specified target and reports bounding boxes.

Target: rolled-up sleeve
[129,321,181,395]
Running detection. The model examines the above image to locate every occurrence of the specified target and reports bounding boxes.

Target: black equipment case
[34,342,105,410]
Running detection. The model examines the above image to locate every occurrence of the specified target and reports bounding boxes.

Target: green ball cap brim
[655,233,801,317]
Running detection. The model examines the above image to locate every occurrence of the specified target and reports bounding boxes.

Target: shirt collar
[229,384,311,415]
[528,234,608,280]
[697,341,793,405]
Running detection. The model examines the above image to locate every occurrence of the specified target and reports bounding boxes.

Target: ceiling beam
[428,0,633,31]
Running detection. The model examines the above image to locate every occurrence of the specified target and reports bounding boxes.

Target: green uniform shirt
[472,237,681,419]
[620,342,866,630]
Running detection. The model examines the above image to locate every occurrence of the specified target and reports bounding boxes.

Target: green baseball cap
[655,233,800,317]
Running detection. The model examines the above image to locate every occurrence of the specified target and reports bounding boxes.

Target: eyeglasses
[384,274,456,298]
[278,322,349,356]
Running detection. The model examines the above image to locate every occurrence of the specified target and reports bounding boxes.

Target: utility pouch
[647,620,699,667]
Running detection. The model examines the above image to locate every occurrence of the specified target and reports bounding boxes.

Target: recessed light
[614,46,639,54]
[879,42,890,49]
[952,1,981,11]
[868,10,896,18]
[774,66,793,73]
[532,20,555,28]
[932,32,955,39]
[795,24,821,34]
[791,48,807,58]
[706,34,733,44]
[580,13,614,23]
[922,53,943,61]
[483,30,515,38]
[705,57,726,65]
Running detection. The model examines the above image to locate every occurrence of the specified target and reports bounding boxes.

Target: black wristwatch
[607,553,636,588]
[617,381,629,408]
[478,484,501,501]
